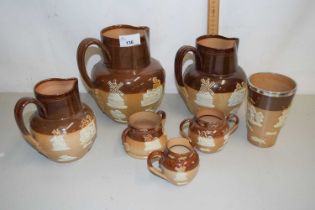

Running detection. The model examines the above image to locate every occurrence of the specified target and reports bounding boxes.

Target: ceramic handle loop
[76,38,111,89]
[226,113,239,135]
[14,97,47,149]
[121,127,130,151]
[174,46,202,87]
[147,150,168,181]
[179,118,192,139]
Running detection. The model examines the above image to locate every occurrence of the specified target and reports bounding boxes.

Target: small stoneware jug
[180,108,238,153]
[77,24,165,123]
[122,110,167,159]
[14,78,97,162]
[147,137,199,186]
[175,35,247,115]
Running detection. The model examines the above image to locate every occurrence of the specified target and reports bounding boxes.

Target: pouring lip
[34,77,78,98]
[196,34,239,53]
[100,24,149,41]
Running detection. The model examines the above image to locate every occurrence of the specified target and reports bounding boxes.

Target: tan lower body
[28,121,96,162]
[161,165,199,186]
[246,102,289,148]
[178,86,244,115]
[92,88,164,123]
[124,135,167,159]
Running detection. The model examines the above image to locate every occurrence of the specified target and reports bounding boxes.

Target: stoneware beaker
[246,72,297,147]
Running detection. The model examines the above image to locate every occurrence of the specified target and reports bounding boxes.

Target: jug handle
[147,150,168,181]
[156,110,166,128]
[179,118,192,139]
[14,97,47,150]
[175,45,202,87]
[226,113,239,135]
[76,38,111,89]
[121,127,131,152]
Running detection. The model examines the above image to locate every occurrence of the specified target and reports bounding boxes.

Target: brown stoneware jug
[180,108,239,153]
[175,35,247,115]
[122,110,167,159]
[147,137,199,186]
[77,24,165,123]
[14,78,97,162]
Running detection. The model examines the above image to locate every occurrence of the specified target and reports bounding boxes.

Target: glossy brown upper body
[77,25,165,123]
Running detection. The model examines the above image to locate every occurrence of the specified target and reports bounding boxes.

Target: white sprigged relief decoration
[79,115,96,149]
[228,82,246,107]
[58,155,77,162]
[144,137,162,152]
[110,110,127,123]
[197,134,215,147]
[247,104,264,127]
[195,78,215,108]
[223,133,230,144]
[274,109,289,128]
[107,80,127,109]
[174,166,188,182]
[141,77,163,107]
[50,129,70,151]
[250,136,266,145]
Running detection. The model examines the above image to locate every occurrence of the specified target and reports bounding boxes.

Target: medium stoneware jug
[122,110,167,159]
[14,78,97,162]
[175,35,247,115]
[147,137,199,186]
[77,24,165,123]
[180,108,239,153]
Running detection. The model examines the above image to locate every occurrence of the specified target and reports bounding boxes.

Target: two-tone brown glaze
[246,72,296,147]
[175,35,247,115]
[122,110,167,159]
[14,78,97,162]
[147,137,199,186]
[180,108,238,153]
[77,25,165,123]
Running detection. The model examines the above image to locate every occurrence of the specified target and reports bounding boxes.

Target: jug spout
[101,24,151,69]
[196,35,239,75]
[34,78,82,119]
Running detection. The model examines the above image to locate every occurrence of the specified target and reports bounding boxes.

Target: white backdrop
[0,0,314,94]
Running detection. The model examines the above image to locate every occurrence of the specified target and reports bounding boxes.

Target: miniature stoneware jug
[14,78,97,162]
[147,137,199,186]
[77,24,165,123]
[175,35,247,115]
[180,108,239,153]
[122,110,167,159]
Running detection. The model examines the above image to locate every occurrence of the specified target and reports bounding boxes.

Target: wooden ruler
[207,0,220,35]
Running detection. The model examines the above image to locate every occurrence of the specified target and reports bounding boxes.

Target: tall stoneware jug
[175,35,247,115]
[77,25,165,123]
[14,78,97,162]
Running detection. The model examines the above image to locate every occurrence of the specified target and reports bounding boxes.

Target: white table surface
[0,93,314,210]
